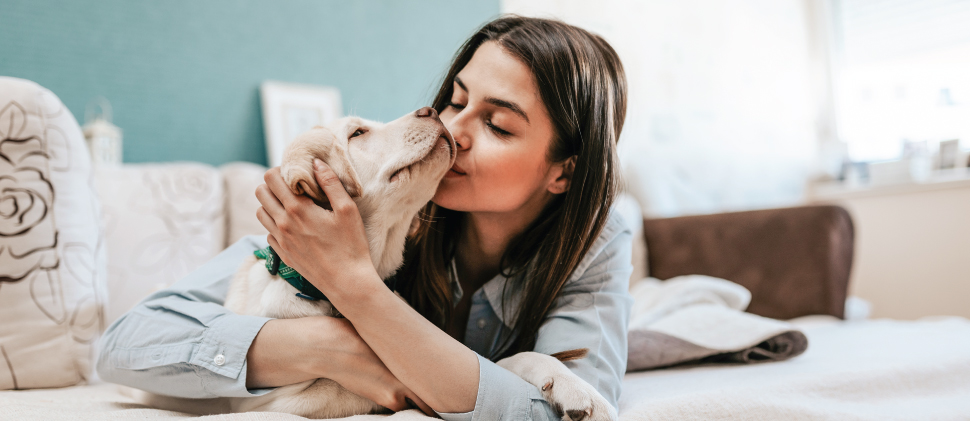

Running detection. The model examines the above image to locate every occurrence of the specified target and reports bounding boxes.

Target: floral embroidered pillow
[0,77,106,390]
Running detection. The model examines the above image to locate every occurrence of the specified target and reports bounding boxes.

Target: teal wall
[0,0,499,166]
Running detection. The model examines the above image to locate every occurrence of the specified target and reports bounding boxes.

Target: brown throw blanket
[626,275,808,371]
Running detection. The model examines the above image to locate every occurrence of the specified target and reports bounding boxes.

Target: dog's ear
[281,126,363,203]
[320,128,363,198]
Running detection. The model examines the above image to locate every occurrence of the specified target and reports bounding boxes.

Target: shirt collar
[448,258,526,329]
[446,208,628,329]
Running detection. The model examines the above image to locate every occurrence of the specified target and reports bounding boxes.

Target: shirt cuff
[438,354,555,421]
[190,313,274,397]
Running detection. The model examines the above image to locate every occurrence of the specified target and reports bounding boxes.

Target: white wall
[811,178,970,319]
[502,0,822,217]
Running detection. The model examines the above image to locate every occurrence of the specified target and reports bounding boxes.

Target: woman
[98,16,632,421]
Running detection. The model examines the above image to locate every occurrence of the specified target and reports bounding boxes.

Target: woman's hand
[246,316,434,415]
[255,161,379,300]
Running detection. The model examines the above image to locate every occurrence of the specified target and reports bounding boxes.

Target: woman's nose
[443,110,471,151]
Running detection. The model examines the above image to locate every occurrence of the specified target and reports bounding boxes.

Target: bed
[4,316,969,420]
[2,76,968,420]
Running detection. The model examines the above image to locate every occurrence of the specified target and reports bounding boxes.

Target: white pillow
[219,161,269,247]
[614,193,648,288]
[0,77,107,389]
[94,162,225,325]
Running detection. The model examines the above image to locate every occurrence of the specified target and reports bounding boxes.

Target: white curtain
[502,0,830,217]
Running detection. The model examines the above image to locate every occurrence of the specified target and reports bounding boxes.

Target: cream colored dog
[137,108,615,421]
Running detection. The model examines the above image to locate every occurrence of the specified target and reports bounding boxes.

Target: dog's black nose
[415,107,437,118]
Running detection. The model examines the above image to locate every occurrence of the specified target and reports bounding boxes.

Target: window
[834,0,970,162]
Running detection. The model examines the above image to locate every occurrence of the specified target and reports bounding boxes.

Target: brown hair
[394,16,627,361]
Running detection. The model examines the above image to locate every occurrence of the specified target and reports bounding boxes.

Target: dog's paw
[540,374,617,421]
[280,158,325,203]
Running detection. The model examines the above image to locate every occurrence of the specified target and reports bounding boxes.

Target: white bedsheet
[2,318,969,420]
[620,317,970,420]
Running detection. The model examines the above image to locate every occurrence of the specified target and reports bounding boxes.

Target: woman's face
[433,41,562,214]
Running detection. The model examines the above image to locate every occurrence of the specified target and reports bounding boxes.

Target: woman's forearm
[245,318,328,388]
[245,316,389,388]
[246,314,437,414]
[335,276,481,414]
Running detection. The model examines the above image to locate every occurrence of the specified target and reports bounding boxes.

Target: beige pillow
[219,161,269,247]
[95,163,225,325]
[0,77,107,389]
[614,193,648,288]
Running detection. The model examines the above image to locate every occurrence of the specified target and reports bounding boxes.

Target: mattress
[2,317,969,421]
[619,316,970,420]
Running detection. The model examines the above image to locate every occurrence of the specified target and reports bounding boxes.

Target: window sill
[809,168,970,201]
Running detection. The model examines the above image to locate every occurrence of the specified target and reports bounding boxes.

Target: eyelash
[446,102,512,137]
[486,121,512,137]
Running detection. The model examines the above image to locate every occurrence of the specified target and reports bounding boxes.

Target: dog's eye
[350,129,366,138]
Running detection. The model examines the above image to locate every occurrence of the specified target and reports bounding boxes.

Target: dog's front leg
[496,350,617,421]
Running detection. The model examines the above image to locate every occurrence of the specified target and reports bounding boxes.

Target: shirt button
[214,354,226,366]
[477,318,487,329]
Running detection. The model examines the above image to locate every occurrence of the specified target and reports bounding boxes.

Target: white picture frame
[939,139,960,170]
[260,81,343,167]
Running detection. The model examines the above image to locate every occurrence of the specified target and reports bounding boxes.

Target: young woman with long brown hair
[99,16,632,420]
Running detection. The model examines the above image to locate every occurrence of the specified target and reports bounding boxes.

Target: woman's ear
[546,155,577,195]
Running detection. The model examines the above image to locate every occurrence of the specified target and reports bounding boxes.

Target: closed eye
[487,121,511,137]
[350,128,366,138]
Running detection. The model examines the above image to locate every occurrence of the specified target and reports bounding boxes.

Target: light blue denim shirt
[97,210,634,420]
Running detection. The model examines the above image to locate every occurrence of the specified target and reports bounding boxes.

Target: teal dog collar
[253,246,328,302]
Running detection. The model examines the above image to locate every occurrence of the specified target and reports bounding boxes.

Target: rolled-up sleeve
[440,214,634,420]
[438,354,560,421]
[534,219,634,409]
[96,235,275,398]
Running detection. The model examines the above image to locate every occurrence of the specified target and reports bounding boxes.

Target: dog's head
[281,107,456,209]
[280,107,456,276]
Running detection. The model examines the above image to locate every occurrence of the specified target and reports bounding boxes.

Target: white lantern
[82,97,122,167]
